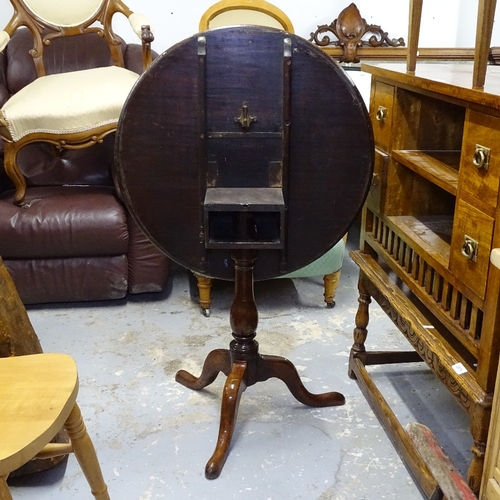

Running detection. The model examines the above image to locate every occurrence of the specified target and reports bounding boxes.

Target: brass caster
[202,308,210,317]
[326,301,336,309]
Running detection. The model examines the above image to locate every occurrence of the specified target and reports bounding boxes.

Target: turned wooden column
[229,250,258,364]
[473,0,497,89]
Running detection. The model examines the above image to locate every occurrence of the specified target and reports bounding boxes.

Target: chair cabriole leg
[3,142,26,206]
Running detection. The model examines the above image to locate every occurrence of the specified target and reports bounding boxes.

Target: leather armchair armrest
[0,49,8,158]
[124,43,158,75]
[0,50,9,108]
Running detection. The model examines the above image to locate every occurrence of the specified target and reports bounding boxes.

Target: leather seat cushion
[1,66,139,141]
[0,186,128,259]
[5,255,129,304]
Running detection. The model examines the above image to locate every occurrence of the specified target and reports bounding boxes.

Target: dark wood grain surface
[116,26,374,280]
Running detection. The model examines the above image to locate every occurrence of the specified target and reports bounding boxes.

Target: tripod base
[176,249,345,478]
[176,347,345,479]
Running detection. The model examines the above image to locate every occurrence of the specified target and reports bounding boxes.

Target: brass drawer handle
[376,106,387,123]
[461,235,478,262]
[472,144,490,170]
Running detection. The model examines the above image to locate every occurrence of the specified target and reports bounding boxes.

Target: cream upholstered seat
[2,66,139,142]
[0,0,154,205]
[194,1,347,316]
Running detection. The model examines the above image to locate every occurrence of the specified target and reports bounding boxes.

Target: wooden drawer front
[485,476,500,500]
[370,81,394,151]
[366,148,388,211]
[460,110,500,208]
[484,450,500,500]
[450,199,494,299]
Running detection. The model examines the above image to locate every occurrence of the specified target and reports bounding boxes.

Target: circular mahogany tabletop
[116,26,374,281]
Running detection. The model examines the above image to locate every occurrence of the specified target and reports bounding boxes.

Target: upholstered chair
[0,1,170,304]
[0,0,154,206]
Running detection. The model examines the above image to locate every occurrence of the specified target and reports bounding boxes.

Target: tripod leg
[176,349,231,390]
[258,354,345,407]
[205,361,247,479]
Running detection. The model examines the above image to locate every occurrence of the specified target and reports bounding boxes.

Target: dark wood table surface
[115,26,374,281]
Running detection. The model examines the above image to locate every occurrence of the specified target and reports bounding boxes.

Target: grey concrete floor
[7,232,472,499]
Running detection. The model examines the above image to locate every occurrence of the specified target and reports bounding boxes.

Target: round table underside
[116,26,374,280]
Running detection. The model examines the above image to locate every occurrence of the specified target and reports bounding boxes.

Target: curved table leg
[176,349,231,390]
[205,361,247,479]
[178,250,345,480]
[258,354,345,407]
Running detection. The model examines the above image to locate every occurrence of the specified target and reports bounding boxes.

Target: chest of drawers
[350,62,500,497]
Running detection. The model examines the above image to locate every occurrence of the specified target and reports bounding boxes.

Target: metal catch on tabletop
[234,102,257,130]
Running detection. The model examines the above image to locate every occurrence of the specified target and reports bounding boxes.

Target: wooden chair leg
[323,270,341,308]
[407,0,423,74]
[3,142,27,206]
[0,477,12,500]
[195,274,213,317]
[473,0,497,89]
[64,403,110,500]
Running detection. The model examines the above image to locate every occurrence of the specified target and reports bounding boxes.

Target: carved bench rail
[309,2,499,64]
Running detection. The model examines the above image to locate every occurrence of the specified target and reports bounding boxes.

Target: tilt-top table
[115,26,374,479]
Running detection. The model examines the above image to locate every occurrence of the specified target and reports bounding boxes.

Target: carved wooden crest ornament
[309,3,405,63]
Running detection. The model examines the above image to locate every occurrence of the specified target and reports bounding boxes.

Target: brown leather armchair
[0,29,170,304]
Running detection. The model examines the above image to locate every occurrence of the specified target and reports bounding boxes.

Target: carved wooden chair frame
[0,0,154,205]
[199,0,294,32]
